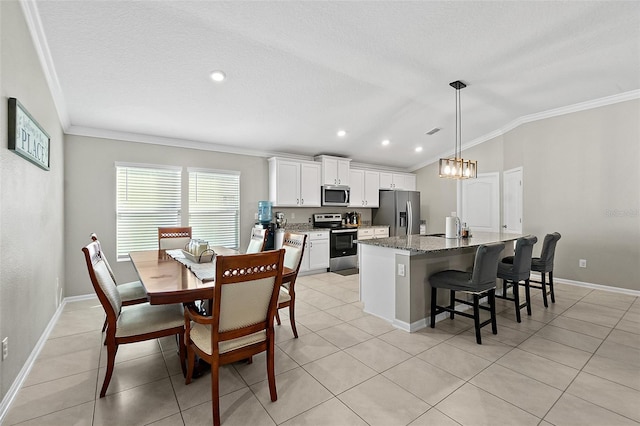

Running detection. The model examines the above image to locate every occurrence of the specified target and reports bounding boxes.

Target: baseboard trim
[0,294,97,423]
[530,272,640,297]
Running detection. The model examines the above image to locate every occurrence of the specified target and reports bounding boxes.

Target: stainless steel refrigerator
[373,190,421,237]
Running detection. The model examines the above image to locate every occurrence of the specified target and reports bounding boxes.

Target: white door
[364,170,380,207]
[276,160,300,206]
[459,172,500,232]
[503,167,523,233]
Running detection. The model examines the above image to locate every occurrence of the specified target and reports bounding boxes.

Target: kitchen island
[357,232,522,332]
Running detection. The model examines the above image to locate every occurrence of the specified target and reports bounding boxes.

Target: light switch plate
[397,264,405,277]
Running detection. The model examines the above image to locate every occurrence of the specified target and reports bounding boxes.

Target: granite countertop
[357,232,524,253]
[282,223,389,232]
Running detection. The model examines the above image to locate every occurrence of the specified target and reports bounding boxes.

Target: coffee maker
[275,211,287,228]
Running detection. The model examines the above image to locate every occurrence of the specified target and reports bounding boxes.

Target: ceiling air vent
[425,127,441,135]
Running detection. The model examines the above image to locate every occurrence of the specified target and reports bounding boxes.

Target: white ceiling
[29,0,640,170]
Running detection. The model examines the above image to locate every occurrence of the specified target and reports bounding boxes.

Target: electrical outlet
[291,213,295,219]
[397,264,405,277]
[254,212,258,220]
[2,337,8,360]
[579,259,587,268]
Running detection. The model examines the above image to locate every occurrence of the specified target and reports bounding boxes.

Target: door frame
[503,167,523,234]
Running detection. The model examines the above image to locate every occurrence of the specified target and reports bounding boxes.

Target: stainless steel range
[313,213,358,272]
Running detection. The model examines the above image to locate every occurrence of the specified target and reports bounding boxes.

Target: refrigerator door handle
[406,200,412,235]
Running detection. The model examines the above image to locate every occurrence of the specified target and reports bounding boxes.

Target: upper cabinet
[350,169,380,208]
[315,155,351,186]
[269,157,321,207]
[379,172,416,191]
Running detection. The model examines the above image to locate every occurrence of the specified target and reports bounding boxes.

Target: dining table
[130,247,295,305]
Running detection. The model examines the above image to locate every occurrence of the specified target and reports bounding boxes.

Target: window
[189,168,240,249]
[116,164,182,259]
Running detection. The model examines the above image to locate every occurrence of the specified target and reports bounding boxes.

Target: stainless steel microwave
[321,185,350,207]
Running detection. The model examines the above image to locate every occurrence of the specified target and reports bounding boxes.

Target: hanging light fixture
[439,80,477,179]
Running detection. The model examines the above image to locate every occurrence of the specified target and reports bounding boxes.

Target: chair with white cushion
[82,240,186,397]
[245,227,268,253]
[91,233,147,331]
[158,226,192,250]
[275,232,307,338]
[184,249,285,426]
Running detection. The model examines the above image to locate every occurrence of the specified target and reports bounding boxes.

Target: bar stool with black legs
[496,235,538,323]
[502,232,561,308]
[429,242,505,344]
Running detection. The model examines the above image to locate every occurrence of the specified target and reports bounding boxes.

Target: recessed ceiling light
[210,70,226,82]
[381,139,390,146]
[337,130,347,137]
[415,146,423,153]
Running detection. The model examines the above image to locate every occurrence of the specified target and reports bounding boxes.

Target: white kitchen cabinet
[300,162,322,206]
[349,169,380,207]
[269,157,321,207]
[379,172,416,190]
[315,155,351,186]
[357,228,375,240]
[358,227,389,241]
[374,227,389,238]
[299,230,330,273]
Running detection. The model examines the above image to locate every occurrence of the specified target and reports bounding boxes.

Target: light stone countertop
[357,232,524,253]
[282,223,389,232]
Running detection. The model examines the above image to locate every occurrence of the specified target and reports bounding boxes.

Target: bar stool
[502,232,561,308]
[496,235,538,323]
[429,242,505,344]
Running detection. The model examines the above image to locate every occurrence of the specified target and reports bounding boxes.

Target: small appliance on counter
[445,213,461,239]
[275,211,287,228]
[345,211,361,227]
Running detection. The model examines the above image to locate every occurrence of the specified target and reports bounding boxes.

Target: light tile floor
[4,273,640,425]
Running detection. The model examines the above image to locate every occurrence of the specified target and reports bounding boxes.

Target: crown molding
[408,89,640,172]
[20,0,71,129]
[66,125,315,161]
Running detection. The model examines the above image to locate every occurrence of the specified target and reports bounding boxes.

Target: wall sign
[8,97,50,171]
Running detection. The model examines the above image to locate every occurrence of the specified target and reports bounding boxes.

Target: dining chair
[274,232,307,338]
[496,235,538,323]
[429,242,505,344]
[245,227,268,253]
[82,240,186,397]
[90,233,147,331]
[184,249,285,426]
[158,226,192,250]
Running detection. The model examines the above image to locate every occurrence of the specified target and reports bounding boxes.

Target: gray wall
[416,99,640,291]
[64,135,269,296]
[0,1,65,399]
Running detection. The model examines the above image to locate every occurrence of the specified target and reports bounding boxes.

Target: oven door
[330,229,358,258]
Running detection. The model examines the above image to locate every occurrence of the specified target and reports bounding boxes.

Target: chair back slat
[212,250,285,344]
[282,232,307,272]
[246,227,268,253]
[82,241,123,320]
[471,242,506,289]
[158,226,192,250]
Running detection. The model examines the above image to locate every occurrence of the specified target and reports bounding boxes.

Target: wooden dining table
[130,247,295,305]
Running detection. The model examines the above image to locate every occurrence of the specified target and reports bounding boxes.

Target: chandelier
[439,80,477,179]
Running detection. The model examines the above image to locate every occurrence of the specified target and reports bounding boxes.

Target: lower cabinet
[357,227,389,241]
[300,230,330,273]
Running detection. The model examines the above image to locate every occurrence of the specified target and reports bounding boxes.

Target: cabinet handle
[338,179,341,184]
[301,198,304,205]
[365,200,368,206]
[297,198,299,205]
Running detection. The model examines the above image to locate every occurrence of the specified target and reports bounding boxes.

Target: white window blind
[116,165,182,259]
[189,170,240,249]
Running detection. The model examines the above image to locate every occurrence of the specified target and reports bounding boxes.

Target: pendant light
[439,80,477,179]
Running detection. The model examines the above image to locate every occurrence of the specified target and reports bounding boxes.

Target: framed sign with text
[8,97,50,171]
